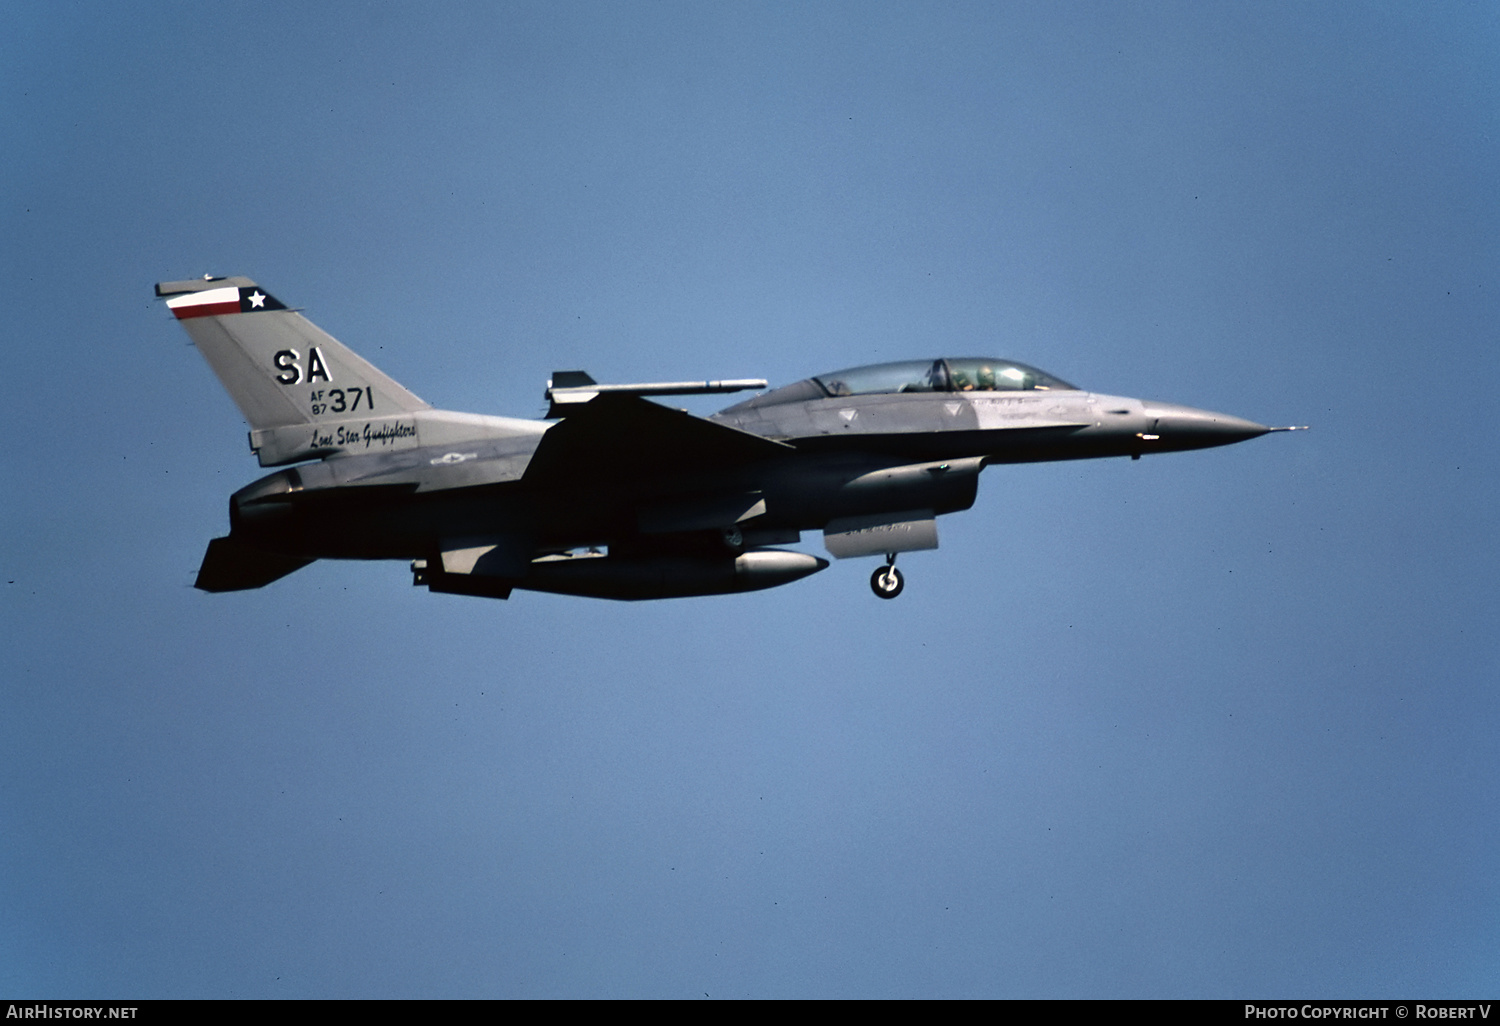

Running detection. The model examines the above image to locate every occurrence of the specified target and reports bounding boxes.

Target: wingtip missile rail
[545,371,766,418]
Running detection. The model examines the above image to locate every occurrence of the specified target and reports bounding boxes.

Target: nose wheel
[870,555,904,599]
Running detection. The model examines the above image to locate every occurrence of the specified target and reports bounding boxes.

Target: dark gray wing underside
[522,393,792,484]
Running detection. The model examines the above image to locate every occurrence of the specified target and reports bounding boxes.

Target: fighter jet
[157,276,1300,601]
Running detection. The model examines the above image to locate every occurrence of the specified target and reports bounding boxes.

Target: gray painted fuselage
[159,278,1287,600]
[226,380,1270,576]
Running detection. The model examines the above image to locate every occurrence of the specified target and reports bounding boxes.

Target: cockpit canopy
[814,358,1075,397]
[718,358,1079,413]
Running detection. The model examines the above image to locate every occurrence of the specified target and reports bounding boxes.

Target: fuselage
[226,357,1271,568]
[159,275,1291,600]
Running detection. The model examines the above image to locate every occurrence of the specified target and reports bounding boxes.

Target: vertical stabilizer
[156,277,431,433]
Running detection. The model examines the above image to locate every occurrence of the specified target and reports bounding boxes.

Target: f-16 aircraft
[157,276,1300,601]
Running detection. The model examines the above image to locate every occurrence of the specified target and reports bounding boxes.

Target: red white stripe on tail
[166,285,287,319]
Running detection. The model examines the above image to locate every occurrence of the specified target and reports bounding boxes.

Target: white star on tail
[247,291,266,308]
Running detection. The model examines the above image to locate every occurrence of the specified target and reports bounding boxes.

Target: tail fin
[156,276,431,435]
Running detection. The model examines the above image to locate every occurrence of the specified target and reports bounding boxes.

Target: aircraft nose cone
[1139,401,1270,451]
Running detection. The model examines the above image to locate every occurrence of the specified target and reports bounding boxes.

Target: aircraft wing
[523,393,792,484]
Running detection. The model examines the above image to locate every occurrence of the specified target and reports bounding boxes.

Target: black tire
[870,565,904,599]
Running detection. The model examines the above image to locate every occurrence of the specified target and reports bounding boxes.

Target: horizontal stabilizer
[524,393,791,484]
[195,536,314,592]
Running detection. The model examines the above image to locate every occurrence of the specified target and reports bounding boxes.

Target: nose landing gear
[870,553,904,599]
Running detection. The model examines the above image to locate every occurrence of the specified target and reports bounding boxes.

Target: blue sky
[3,1,1497,998]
